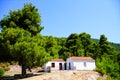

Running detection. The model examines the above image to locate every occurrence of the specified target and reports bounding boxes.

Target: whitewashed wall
[44,61,65,72]
[73,61,96,70]
[66,58,96,70]
[66,58,74,70]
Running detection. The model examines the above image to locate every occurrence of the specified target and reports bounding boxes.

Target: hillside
[20,71,107,80]
[92,38,120,51]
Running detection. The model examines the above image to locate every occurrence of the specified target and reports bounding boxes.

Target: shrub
[10,61,18,65]
[0,69,4,76]
[97,77,102,80]
[4,66,10,71]
[0,62,10,71]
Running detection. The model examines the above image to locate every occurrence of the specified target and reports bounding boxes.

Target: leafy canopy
[0,3,43,36]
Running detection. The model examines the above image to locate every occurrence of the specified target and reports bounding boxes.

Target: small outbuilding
[44,58,65,72]
[66,56,96,70]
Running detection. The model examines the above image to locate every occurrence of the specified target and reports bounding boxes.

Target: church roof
[52,58,65,62]
[70,56,94,61]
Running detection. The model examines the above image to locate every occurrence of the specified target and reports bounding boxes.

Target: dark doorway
[69,63,71,70]
[64,63,67,70]
[59,63,62,70]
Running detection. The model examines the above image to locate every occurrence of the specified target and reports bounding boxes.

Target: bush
[96,56,120,80]
[0,62,10,71]
[0,69,4,76]
[97,77,102,80]
[4,66,10,71]
[10,61,18,65]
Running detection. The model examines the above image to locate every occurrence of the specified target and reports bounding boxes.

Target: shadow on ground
[0,70,45,80]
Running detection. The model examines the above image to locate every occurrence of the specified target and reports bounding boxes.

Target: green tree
[0,3,43,36]
[0,28,31,75]
[0,4,48,76]
[96,55,119,79]
[58,38,67,59]
[79,32,91,56]
[88,42,100,58]
[45,36,59,58]
[0,35,11,61]
[11,41,40,76]
[95,34,120,79]
[99,35,114,57]
[66,33,80,56]
[45,36,57,49]
[0,28,51,76]
[0,28,31,61]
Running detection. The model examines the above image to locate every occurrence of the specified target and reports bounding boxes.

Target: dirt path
[19,70,105,80]
[5,65,106,80]
[5,65,41,76]
[5,65,21,76]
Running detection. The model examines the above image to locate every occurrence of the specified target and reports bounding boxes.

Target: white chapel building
[66,56,96,70]
[44,56,96,71]
[44,58,65,72]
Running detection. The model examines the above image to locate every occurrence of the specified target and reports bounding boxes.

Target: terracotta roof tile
[52,58,65,62]
[70,56,94,61]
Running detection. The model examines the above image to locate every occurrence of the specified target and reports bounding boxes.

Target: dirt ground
[5,65,41,76]
[19,70,106,80]
[5,65,106,80]
[5,65,21,76]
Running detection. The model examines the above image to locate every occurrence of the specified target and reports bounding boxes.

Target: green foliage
[0,28,31,62]
[0,62,10,71]
[10,61,18,65]
[0,3,46,76]
[95,35,120,79]
[35,47,52,66]
[106,75,120,80]
[66,33,80,56]
[99,35,114,55]
[11,41,38,66]
[96,55,120,79]
[92,38,120,52]
[97,77,102,80]
[63,32,92,57]
[45,36,60,58]
[79,32,91,56]
[110,42,120,51]
[0,3,43,36]
[0,69,4,76]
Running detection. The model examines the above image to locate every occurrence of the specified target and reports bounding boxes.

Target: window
[51,63,55,67]
[84,62,86,67]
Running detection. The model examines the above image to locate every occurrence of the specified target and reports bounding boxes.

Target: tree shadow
[0,72,43,80]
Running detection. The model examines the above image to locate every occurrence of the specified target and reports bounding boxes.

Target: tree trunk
[22,65,26,77]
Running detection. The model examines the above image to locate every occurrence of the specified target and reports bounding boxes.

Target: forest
[0,3,120,79]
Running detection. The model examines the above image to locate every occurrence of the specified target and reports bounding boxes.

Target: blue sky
[0,0,120,43]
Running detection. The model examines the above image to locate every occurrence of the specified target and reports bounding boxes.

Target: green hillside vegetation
[92,38,120,51]
[0,3,120,79]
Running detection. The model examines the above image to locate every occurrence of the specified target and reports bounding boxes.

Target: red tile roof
[70,56,94,61]
[52,58,65,62]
